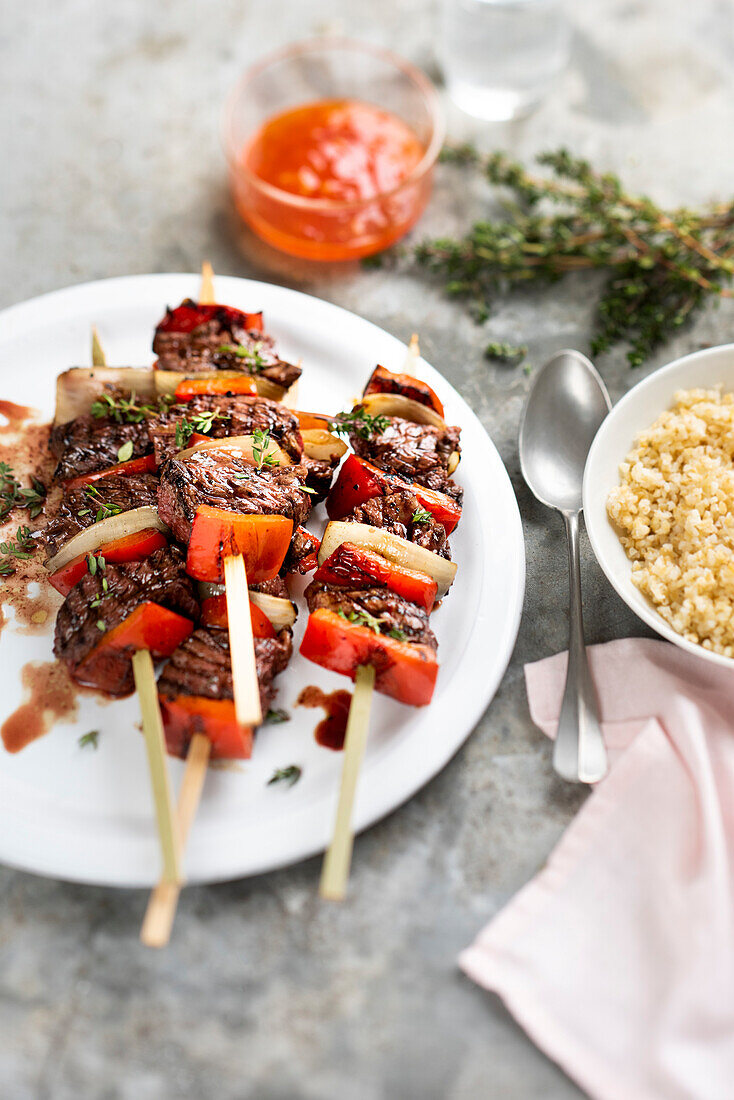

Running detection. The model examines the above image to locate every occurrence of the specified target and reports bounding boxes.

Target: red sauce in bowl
[232,98,432,261]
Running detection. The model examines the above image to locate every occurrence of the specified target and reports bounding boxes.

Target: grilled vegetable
[364,364,445,418]
[75,602,194,690]
[63,453,157,490]
[359,391,446,430]
[174,376,259,401]
[326,454,461,533]
[300,609,438,706]
[159,695,253,760]
[314,541,437,612]
[200,595,276,637]
[49,527,168,596]
[319,521,456,599]
[185,506,293,584]
[46,505,168,573]
[54,367,157,425]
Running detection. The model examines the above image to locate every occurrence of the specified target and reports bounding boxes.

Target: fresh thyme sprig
[175,407,230,448]
[0,463,46,522]
[0,525,37,576]
[82,485,122,523]
[251,428,277,469]
[330,407,389,440]
[90,391,175,424]
[336,606,407,641]
[217,342,267,370]
[392,146,734,368]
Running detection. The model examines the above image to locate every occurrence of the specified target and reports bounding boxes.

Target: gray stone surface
[2,1,733,1097]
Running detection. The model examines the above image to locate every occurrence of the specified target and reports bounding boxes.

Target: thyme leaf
[412,508,432,525]
[329,407,389,440]
[265,708,290,724]
[267,764,302,788]
[78,729,100,750]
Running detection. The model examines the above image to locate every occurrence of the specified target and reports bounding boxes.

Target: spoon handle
[553,512,608,784]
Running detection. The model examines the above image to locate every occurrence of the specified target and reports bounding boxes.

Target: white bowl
[583,343,734,669]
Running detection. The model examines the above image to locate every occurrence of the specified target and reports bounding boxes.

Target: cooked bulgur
[607,387,734,656]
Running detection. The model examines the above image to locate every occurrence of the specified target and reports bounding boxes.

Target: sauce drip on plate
[297,684,353,751]
[2,660,79,752]
[0,401,37,434]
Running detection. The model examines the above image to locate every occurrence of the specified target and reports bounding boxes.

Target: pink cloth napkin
[459,638,734,1100]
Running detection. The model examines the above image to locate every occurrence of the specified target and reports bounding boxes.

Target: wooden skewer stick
[199,260,215,305]
[140,732,211,947]
[91,325,107,367]
[200,260,262,727]
[319,665,376,900]
[319,333,424,901]
[133,650,182,886]
[140,261,261,943]
[224,553,263,727]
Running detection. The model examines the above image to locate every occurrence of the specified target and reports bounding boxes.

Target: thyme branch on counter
[389,146,734,368]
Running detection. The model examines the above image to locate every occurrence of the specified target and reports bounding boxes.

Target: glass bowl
[222,38,444,262]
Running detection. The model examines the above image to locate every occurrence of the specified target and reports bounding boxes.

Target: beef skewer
[140,266,317,943]
[48,334,191,887]
[301,339,463,899]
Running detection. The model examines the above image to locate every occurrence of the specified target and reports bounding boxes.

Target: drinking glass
[439,0,570,121]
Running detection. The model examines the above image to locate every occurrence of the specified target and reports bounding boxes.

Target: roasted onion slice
[45,506,168,574]
[318,521,457,599]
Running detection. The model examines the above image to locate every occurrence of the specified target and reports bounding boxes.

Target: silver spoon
[519,349,611,783]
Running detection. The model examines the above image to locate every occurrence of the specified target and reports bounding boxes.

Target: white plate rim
[583,341,734,669]
[0,273,526,886]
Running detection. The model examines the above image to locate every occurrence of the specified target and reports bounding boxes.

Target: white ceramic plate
[0,274,525,886]
[584,343,734,669]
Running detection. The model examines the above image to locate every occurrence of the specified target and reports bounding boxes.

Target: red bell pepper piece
[63,453,156,490]
[364,364,445,418]
[326,454,462,534]
[75,602,194,693]
[296,410,332,431]
[200,595,276,636]
[174,376,258,401]
[300,608,438,706]
[185,505,293,584]
[159,695,253,760]
[156,301,264,335]
[314,542,437,612]
[49,527,169,597]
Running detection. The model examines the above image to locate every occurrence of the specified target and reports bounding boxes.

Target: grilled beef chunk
[250,575,290,598]
[347,490,450,559]
[157,449,313,545]
[148,394,303,466]
[350,417,462,502]
[305,580,437,650]
[54,545,199,696]
[300,453,339,501]
[158,626,292,715]
[43,473,159,558]
[281,525,320,575]
[153,299,301,391]
[50,416,151,482]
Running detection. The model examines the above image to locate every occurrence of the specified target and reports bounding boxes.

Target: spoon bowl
[519,349,611,784]
[520,350,612,515]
